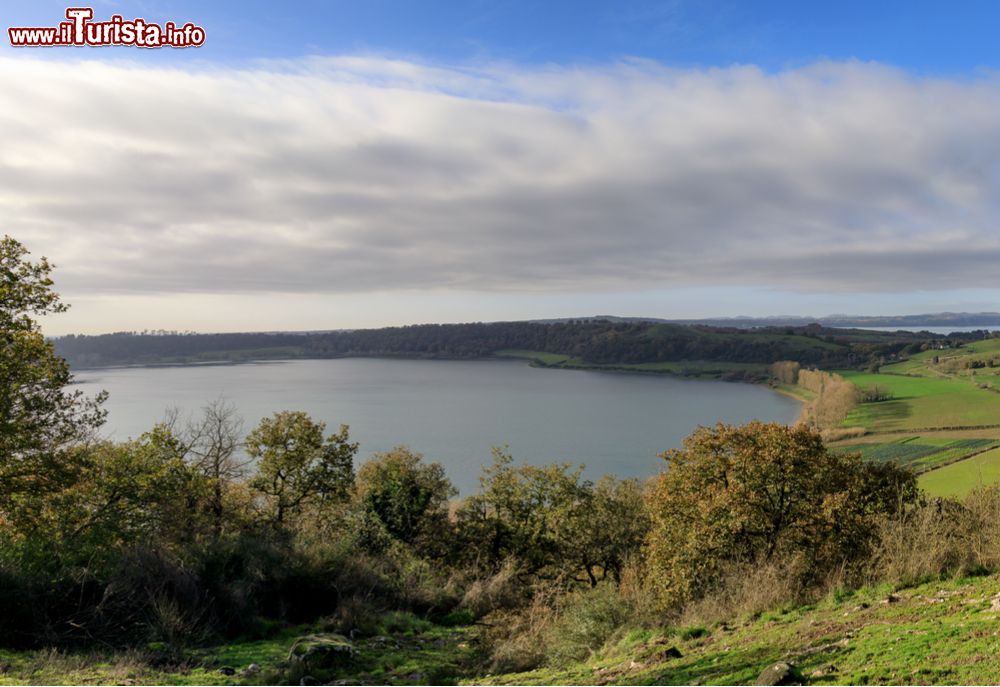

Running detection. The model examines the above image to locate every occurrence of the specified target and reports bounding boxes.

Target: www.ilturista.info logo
[8,7,206,48]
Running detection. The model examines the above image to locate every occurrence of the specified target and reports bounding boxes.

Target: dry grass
[871,486,1000,586]
[820,426,867,442]
[675,557,814,628]
[460,559,525,617]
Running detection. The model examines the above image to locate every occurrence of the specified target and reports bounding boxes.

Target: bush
[645,422,918,609]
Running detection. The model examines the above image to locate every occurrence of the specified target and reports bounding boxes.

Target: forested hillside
[54,321,944,370]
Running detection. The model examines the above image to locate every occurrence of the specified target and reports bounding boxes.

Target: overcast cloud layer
[3,56,1000,308]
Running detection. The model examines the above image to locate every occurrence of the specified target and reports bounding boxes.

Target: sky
[4,1,1000,335]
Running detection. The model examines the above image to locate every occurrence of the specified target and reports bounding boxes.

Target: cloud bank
[3,55,1000,299]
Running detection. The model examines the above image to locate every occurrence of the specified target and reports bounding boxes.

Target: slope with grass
[0,613,478,686]
[12,575,1000,686]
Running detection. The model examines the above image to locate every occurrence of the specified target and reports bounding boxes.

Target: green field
[833,437,1000,472]
[919,447,1000,497]
[494,349,770,379]
[881,338,1000,380]
[838,371,1000,432]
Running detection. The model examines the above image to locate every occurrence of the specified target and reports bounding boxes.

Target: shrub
[645,422,918,609]
[354,446,455,557]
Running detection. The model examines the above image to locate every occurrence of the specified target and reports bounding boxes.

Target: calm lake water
[73,358,800,493]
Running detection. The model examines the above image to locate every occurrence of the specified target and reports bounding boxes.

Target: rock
[989,595,1000,612]
[754,661,803,686]
[239,663,261,677]
[299,677,317,686]
[288,633,357,671]
[880,593,900,605]
[405,673,426,682]
[218,666,236,676]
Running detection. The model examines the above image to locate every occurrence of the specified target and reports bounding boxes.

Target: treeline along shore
[53,320,988,373]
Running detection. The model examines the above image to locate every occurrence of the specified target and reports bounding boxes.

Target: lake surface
[854,326,998,335]
[73,358,800,493]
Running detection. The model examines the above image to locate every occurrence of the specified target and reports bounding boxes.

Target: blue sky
[4,1,1000,333]
[7,0,999,72]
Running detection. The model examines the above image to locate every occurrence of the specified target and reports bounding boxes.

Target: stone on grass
[288,633,357,672]
[755,661,803,685]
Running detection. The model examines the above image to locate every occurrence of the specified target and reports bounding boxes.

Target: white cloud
[3,54,1000,305]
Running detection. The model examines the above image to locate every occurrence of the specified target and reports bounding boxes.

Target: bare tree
[160,398,248,535]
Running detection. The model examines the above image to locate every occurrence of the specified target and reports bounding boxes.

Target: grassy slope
[481,575,1000,686]
[494,350,770,379]
[13,575,1000,685]
[0,620,476,686]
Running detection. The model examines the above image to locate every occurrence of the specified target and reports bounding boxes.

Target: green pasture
[919,447,1000,498]
[838,371,1000,432]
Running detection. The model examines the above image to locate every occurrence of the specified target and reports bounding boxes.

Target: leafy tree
[4,434,199,574]
[644,421,918,608]
[354,446,455,553]
[560,476,650,586]
[247,411,356,525]
[455,448,591,579]
[0,236,105,508]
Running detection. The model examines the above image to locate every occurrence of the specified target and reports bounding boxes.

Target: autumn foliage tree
[644,421,918,608]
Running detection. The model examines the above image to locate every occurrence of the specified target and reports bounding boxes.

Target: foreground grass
[15,575,1000,685]
[0,618,477,686]
[479,575,1000,686]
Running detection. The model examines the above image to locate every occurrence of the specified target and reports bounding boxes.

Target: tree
[455,447,592,579]
[354,446,455,553]
[0,236,105,505]
[1,424,207,575]
[247,411,356,525]
[560,476,650,586]
[165,399,249,536]
[644,421,917,608]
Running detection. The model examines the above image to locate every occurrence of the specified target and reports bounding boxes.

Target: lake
[73,358,801,493]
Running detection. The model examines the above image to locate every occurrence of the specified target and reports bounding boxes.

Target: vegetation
[9,234,1000,685]
[919,447,1000,497]
[54,319,944,374]
[645,422,916,608]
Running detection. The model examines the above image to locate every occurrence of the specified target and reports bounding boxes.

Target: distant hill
[533,313,1000,329]
[51,319,966,371]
